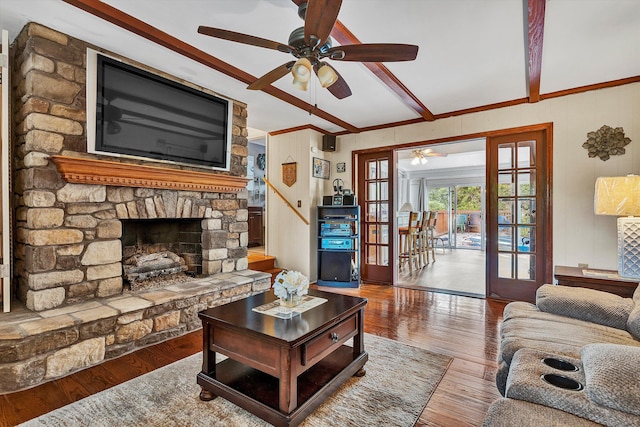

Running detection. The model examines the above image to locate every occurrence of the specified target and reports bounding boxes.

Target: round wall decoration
[582,125,631,161]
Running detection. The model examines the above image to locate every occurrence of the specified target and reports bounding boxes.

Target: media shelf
[317,205,360,288]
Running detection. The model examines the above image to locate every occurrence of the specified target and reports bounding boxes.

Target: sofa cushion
[483,398,602,427]
[627,303,640,339]
[501,302,638,365]
[581,343,640,416]
[536,284,633,330]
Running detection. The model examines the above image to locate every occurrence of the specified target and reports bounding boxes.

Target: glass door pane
[497,141,536,280]
[454,185,484,250]
[358,151,393,284]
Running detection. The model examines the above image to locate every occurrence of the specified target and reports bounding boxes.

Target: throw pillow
[536,284,633,330]
[581,343,640,416]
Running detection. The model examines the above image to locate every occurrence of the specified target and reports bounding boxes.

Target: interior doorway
[395,139,487,297]
[247,130,267,255]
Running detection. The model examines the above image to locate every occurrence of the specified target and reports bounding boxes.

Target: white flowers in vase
[273,270,309,299]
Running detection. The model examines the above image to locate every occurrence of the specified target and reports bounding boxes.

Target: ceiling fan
[410,148,447,165]
[197,0,419,99]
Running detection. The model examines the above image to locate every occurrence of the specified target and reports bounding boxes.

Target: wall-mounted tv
[87,49,232,170]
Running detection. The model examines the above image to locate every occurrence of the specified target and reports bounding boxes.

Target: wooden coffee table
[197,289,368,427]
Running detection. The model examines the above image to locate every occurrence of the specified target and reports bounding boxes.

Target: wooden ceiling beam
[62,0,360,133]
[527,0,546,103]
[330,21,435,121]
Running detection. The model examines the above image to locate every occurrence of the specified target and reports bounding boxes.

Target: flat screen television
[86,49,232,170]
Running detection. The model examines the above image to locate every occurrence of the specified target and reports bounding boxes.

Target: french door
[357,151,394,285]
[487,128,552,302]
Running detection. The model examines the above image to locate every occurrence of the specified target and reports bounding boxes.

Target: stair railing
[262,177,310,225]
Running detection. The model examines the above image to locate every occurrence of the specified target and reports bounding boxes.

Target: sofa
[483,283,640,426]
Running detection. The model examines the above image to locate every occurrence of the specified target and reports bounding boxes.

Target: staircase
[247,251,282,285]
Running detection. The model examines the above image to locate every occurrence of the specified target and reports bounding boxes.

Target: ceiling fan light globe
[292,77,309,91]
[411,157,419,165]
[317,64,338,88]
[291,57,312,82]
[421,157,427,165]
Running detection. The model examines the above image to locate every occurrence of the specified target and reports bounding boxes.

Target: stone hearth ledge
[0,270,271,394]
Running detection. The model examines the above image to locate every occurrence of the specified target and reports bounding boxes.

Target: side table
[554,265,639,298]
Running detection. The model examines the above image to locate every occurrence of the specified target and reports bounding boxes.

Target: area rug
[20,334,451,427]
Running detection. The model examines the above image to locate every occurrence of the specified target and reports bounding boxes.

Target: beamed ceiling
[1,0,639,136]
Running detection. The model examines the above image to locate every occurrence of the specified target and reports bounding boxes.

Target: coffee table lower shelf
[197,345,368,427]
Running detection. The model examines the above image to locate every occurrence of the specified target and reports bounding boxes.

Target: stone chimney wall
[11,23,250,312]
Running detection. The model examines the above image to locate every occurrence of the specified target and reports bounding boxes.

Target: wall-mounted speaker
[322,135,336,152]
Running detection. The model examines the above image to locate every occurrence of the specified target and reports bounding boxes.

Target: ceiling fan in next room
[197,0,419,99]
[410,148,447,165]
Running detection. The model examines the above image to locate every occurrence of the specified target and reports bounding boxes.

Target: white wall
[265,130,327,280]
[264,83,640,277]
[324,83,640,271]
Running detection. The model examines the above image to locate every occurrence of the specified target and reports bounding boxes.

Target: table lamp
[399,202,414,212]
[594,175,640,279]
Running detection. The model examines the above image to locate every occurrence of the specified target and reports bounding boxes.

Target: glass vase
[278,290,301,318]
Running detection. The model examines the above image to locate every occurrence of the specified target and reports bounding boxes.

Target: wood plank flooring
[0,285,507,427]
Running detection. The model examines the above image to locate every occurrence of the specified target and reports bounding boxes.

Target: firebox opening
[121,219,202,290]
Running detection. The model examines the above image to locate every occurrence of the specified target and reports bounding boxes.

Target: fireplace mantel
[51,156,249,193]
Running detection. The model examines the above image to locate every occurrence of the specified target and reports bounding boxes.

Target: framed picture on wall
[312,157,330,179]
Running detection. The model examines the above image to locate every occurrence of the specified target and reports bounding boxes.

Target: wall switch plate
[578,263,588,268]
[297,200,301,208]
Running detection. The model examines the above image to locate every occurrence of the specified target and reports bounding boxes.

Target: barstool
[399,211,420,273]
[416,211,431,266]
[426,211,437,263]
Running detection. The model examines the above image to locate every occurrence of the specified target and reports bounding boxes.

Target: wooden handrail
[262,177,310,225]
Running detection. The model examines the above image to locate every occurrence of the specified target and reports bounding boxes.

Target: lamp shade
[399,202,414,212]
[291,57,312,91]
[317,63,338,88]
[594,175,640,216]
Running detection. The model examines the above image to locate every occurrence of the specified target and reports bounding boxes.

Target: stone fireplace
[10,23,252,312]
[0,23,272,394]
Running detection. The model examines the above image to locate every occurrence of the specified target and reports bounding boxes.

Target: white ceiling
[1,0,639,135]
[396,138,486,173]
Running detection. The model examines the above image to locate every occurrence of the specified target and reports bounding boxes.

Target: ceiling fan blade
[198,26,295,54]
[327,44,419,62]
[248,61,295,90]
[304,0,342,46]
[420,148,447,157]
[314,63,351,99]
[325,75,352,99]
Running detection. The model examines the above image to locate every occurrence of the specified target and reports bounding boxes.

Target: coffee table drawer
[302,315,357,367]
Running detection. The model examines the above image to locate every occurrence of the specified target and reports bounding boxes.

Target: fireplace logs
[123,250,188,288]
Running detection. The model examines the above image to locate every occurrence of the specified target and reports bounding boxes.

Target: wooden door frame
[352,122,553,293]
[353,149,395,285]
[486,125,553,301]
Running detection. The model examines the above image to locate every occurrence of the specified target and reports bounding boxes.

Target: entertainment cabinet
[317,206,360,288]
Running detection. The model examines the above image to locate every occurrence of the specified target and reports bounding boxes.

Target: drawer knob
[330,332,339,342]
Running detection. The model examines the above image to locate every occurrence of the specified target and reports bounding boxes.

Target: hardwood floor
[396,249,486,297]
[1,285,507,427]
